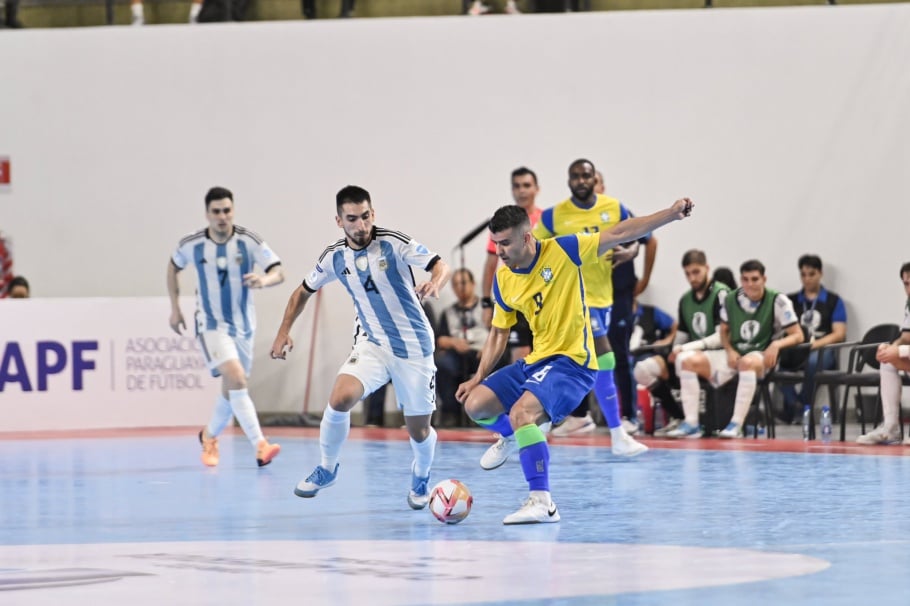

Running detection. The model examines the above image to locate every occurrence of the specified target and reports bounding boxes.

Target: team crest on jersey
[355,256,369,271]
[692,312,708,337]
[234,251,243,265]
[216,256,228,270]
[600,211,610,223]
[739,320,761,342]
[378,258,388,271]
[540,266,554,284]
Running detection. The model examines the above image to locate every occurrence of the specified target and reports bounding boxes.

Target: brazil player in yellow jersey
[531,159,647,456]
[456,197,694,524]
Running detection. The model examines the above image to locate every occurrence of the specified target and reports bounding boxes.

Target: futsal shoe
[856,426,901,445]
[550,413,596,438]
[502,495,560,525]
[256,439,281,467]
[665,421,703,439]
[407,462,430,510]
[198,429,219,467]
[294,464,339,498]
[480,435,517,470]
[611,430,649,457]
[717,422,743,439]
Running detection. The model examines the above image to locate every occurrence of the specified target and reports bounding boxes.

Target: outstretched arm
[270,285,315,359]
[597,198,693,257]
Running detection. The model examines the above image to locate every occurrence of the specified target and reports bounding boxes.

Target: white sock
[880,363,901,430]
[530,490,551,506]
[731,371,757,425]
[320,405,351,471]
[131,3,144,22]
[189,2,202,22]
[206,394,233,437]
[679,369,701,426]
[409,426,437,478]
[228,388,264,447]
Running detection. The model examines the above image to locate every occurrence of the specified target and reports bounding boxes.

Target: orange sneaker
[256,439,281,467]
[198,429,219,467]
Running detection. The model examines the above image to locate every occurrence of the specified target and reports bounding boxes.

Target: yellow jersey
[491,233,599,369]
[532,194,631,308]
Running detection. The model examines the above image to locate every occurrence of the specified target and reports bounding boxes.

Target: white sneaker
[611,429,648,457]
[480,434,517,470]
[550,413,596,438]
[902,434,910,446]
[856,426,901,445]
[502,495,560,525]
[665,421,703,439]
[621,418,641,435]
[654,418,682,437]
[467,1,490,15]
[504,0,522,14]
[717,422,743,439]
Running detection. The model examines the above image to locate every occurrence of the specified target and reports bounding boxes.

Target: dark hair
[511,166,538,186]
[489,205,530,234]
[712,267,737,290]
[9,275,29,291]
[336,185,372,213]
[204,186,233,209]
[453,267,475,283]
[569,158,596,173]
[740,259,766,276]
[900,262,910,277]
[681,249,707,267]
[798,254,823,272]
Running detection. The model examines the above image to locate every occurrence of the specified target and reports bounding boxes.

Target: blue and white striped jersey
[304,227,440,360]
[172,225,281,339]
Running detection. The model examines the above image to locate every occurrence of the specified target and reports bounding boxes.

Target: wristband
[481,297,493,309]
[899,345,910,359]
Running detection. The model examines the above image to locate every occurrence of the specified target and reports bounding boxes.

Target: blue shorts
[481,355,598,425]
[589,306,612,338]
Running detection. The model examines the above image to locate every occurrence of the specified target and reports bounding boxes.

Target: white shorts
[677,349,737,387]
[197,330,253,377]
[339,340,436,417]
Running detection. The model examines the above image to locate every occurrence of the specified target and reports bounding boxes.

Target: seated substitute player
[633,249,731,436]
[270,185,450,510]
[857,262,910,445]
[456,197,694,525]
[168,186,284,468]
[667,259,803,439]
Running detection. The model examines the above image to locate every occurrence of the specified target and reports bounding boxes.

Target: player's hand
[763,343,781,370]
[243,273,264,288]
[668,346,681,364]
[169,309,186,335]
[455,376,481,404]
[415,280,441,300]
[611,242,640,267]
[270,333,294,360]
[876,343,900,364]
[671,198,694,219]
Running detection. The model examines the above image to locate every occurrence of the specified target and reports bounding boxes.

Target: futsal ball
[428,479,473,524]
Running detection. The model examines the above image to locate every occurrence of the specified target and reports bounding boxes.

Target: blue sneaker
[717,422,743,439]
[407,462,430,510]
[665,421,703,439]
[294,463,339,498]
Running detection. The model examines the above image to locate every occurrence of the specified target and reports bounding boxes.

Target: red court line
[0,426,908,457]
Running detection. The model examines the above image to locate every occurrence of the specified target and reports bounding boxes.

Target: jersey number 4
[363,276,378,293]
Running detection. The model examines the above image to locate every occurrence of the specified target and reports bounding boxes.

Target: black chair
[809,323,901,442]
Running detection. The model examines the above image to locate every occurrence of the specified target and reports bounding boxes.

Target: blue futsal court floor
[2,427,909,605]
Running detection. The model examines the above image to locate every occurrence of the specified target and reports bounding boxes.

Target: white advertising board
[0,297,219,431]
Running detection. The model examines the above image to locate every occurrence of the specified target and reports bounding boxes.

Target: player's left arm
[762,295,804,368]
[596,198,692,257]
[633,236,658,297]
[244,240,285,288]
[415,257,450,300]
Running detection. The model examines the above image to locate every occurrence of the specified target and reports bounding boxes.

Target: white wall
[2,5,908,415]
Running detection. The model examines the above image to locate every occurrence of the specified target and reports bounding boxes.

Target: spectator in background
[467,1,521,15]
[858,261,910,445]
[777,254,847,424]
[131,0,202,25]
[7,276,29,298]
[712,266,737,290]
[0,230,13,297]
[1,0,24,28]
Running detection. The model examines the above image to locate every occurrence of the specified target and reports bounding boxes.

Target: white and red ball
[428,479,473,524]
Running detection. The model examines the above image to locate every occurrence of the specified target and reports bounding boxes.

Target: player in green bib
[667,259,803,438]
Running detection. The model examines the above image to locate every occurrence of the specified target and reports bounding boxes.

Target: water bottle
[820,406,833,444]
[653,399,664,433]
[801,404,811,441]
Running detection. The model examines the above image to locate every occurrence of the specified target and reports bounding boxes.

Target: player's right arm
[270,284,315,360]
[167,259,185,335]
[455,325,510,403]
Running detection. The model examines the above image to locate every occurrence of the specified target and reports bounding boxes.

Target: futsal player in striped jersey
[168,186,285,468]
[270,185,450,510]
[456,198,693,524]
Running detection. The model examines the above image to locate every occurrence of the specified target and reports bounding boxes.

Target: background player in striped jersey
[168,186,285,468]
[270,185,450,510]
[456,197,693,524]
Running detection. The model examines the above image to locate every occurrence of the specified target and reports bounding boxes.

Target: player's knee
[677,350,699,373]
[633,357,660,387]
